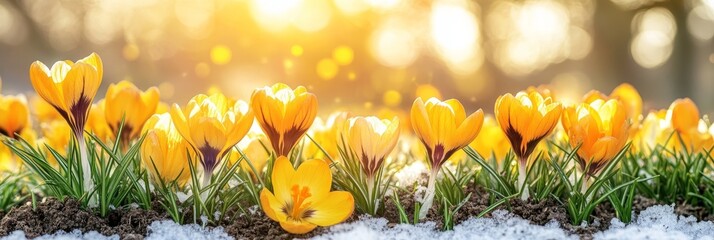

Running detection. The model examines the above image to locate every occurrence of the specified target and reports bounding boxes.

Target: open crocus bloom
[251,83,318,157]
[562,99,629,175]
[260,156,354,234]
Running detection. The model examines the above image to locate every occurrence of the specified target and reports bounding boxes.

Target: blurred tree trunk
[660,0,693,99]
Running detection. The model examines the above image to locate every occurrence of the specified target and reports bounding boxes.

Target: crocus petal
[279,220,317,235]
[305,191,354,227]
[260,188,288,222]
[272,156,296,204]
[293,159,332,200]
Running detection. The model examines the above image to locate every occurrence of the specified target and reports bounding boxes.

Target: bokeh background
[0,0,712,115]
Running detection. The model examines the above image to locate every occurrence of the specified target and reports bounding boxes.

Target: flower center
[289,185,312,219]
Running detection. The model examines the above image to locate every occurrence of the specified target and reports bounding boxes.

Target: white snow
[4,205,714,240]
[176,191,191,203]
[1,230,118,240]
[594,205,714,240]
[312,210,576,240]
[144,221,232,240]
[0,221,230,240]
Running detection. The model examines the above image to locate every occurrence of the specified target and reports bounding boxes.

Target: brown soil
[0,198,166,239]
[221,211,352,240]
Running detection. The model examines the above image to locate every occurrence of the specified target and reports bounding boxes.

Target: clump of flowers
[29,53,103,191]
[170,93,254,187]
[495,91,562,200]
[336,116,400,215]
[141,113,195,186]
[411,97,483,219]
[561,99,630,189]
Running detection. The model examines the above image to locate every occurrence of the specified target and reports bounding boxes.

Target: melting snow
[313,211,576,240]
[594,205,714,240]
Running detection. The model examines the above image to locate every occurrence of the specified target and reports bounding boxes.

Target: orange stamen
[290,185,312,219]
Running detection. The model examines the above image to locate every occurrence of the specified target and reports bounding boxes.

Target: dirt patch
[453,185,491,223]
[0,198,166,238]
[674,202,714,222]
[222,210,350,240]
[506,198,569,226]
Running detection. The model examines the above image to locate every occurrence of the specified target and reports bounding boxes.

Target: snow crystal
[595,205,714,240]
[145,220,232,240]
[176,191,191,203]
[199,215,209,227]
[247,205,260,215]
[394,161,427,187]
[413,185,427,203]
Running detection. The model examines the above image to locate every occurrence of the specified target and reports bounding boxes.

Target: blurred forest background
[0,0,712,115]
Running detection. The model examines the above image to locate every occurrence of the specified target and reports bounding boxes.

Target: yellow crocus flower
[410,97,483,219]
[251,83,318,157]
[170,93,253,184]
[609,83,643,122]
[104,80,160,145]
[631,110,666,153]
[582,83,643,144]
[230,134,270,175]
[0,94,30,139]
[495,91,561,200]
[561,99,629,177]
[341,116,400,179]
[468,115,510,165]
[141,113,195,186]
[495,91,562,163]
[39,119,72,167]
[411,97,484,170]
[29,53,103,191]
[29,53,102,138]
[654,99,713,155]
[30,96,63,123]
[303,112,349,162]
[260,156,354,234]
[87,100,112,142]
[0,143,17,172]
[666,98,699,134]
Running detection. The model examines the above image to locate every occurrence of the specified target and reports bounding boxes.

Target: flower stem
[200,168,212,201]
[580,174,590,195]
[202,168,213,189]
[367,176,375,215]
[78,135,92,193]
[418,168,439,220]
[518,159,529,201]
